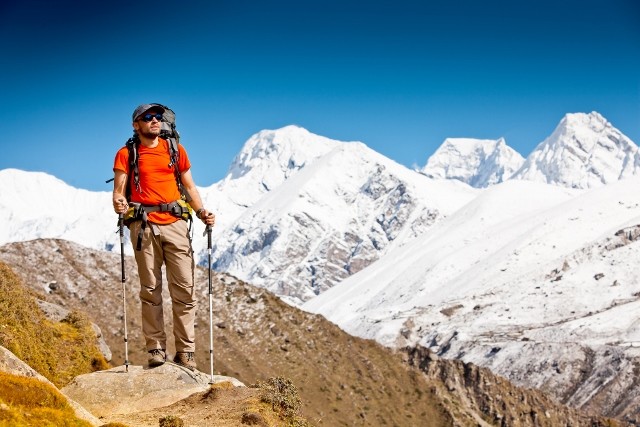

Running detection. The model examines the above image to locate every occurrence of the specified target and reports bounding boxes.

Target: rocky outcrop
[404,345,622,427]
[1,343,250,426]
[62,363,244,419]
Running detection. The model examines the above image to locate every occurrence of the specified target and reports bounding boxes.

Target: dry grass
[0,262,109,388]
[0,371,93,427]
[255,377,308,425]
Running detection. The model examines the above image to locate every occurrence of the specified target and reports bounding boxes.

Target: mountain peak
[511,111,639,189]
[562,111,607,128]
[225,125,340,184]
[421,137,524,188]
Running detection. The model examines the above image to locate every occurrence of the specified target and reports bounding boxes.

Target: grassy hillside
[0,261,108,388]
[0,261,112,426]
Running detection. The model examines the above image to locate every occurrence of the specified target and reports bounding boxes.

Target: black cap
[132,103,166,121]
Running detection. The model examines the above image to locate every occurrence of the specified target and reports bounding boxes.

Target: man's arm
[112,170,129,214]
[181,169,215,226]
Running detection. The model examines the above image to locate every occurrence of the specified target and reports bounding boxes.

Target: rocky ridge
[0,239,623,426]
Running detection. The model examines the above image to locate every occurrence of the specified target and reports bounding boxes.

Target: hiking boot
[148,349,166,367]
[173,352,196,370]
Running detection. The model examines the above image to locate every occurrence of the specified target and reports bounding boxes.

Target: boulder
[61,363,245,418]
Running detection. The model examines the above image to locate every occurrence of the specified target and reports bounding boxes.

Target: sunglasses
[139,113,163,122]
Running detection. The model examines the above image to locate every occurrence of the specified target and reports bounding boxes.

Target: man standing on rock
[111,103,215,370]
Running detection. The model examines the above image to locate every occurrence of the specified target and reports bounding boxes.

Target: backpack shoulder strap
[166,136,192,202]
[125,136,140,201]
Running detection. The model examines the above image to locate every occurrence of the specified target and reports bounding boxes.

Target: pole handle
[206,224,212,248]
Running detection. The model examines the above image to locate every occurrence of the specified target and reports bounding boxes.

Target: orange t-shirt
[113,138,191,224]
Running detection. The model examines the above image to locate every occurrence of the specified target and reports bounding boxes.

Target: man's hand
[112,171,129,214]
[113,196,129,214]
[198,209,216,226]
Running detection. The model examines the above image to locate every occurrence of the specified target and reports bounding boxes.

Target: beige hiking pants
[130,219,196,353]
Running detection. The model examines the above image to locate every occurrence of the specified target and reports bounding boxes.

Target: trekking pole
[118,213,130,372]
[206,224,214,384]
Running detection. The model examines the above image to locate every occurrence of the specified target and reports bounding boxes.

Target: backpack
[107,104,193,249]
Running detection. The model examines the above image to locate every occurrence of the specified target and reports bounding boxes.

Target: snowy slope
[0,169,119,251]
[303,177,640,413]
[421,137,524,187]
[303,179,583,337]
[511,112,640,188]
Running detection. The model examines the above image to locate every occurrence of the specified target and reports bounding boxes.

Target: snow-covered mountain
[420,112,638,191]
[0,169,118,251]
[511,112,640,188]
[303,176,640,417]
[209,140,476,304]
[1,113,638,305]
[421,137,525,188]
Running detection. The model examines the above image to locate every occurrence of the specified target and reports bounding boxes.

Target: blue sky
[1,0,638,191]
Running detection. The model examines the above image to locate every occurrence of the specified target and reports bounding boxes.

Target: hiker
[111,103,215,370]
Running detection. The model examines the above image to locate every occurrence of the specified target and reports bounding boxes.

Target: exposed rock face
[61,363,244,418]
[405,345,620,427]
[0,345,54,387]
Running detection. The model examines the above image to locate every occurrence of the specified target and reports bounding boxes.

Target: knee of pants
[140,284,164,305]
[169,283,197,306]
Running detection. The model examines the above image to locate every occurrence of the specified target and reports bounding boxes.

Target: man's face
[133,108,163,138]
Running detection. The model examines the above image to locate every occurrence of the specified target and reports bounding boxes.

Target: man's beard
[139,128,161,139]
